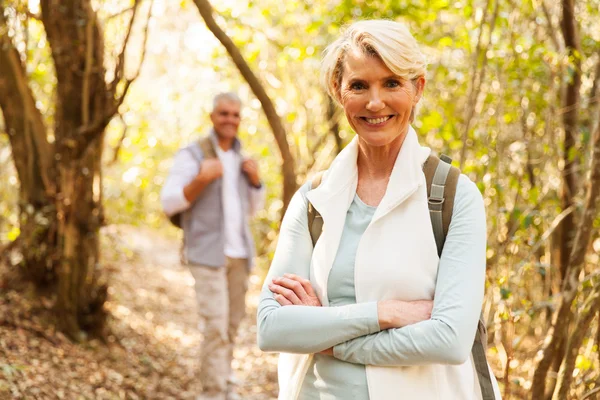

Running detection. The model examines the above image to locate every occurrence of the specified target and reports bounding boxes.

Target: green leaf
[501,287,512,300]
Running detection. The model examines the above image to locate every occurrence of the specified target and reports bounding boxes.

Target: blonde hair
[321,20,427,105]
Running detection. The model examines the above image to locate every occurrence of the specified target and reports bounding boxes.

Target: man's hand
[183,159,222,203]
[242,158,261,187]
[377,299,433,330]
[198,159,223,182]
[268,273,322,307]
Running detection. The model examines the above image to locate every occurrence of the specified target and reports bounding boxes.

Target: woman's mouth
[360,115,393,126]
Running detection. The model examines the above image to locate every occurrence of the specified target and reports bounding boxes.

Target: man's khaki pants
[189,257,249,398]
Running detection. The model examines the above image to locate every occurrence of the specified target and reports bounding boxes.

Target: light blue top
[300,193,375,399]
[257,175,487,399]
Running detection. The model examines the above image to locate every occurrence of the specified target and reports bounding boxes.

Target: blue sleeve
[333,176,487,365]
[257,183,380,354]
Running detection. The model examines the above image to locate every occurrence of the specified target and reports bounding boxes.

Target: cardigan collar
[306,125,431,223]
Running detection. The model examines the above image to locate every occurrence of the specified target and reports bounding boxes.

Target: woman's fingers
[281,274,322,307]
[269,275,322,307]
[273,293,293,306]
[268,283,302,305]
[283,273,317,298]
[273,277,308,301]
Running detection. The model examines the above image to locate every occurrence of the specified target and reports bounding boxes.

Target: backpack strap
[198,136,217,159]
[424,154,495,399]
[167,136,218,228]
[423,154,460,256]
[473,319,496,400]
[307,172,325,246]
[307,154,495,399]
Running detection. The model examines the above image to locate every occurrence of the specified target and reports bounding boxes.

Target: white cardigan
[277,127,497,399]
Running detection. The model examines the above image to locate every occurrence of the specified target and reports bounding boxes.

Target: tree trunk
[0,6,57,284]
[192,0,298,215]
[533,1,583,396]
[555,0,581,281]
[553,284,600,400]
[55,151,106,336]
[40,0,110,338]
[533,103,600,399]
[1,0,146,338]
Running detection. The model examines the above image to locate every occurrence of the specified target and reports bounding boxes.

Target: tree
[192,0,298,214]
[0,0,151,339]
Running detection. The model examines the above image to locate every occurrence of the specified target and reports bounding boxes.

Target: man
[160,92,265,400]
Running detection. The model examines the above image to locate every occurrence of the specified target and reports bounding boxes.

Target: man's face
[210,100,241,140]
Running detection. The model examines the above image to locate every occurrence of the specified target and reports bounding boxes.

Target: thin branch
[222,12,286,50]
[76,104,119,140]
[79,0,153,154]
[529,205,576,254]
[109,0,142,94]
[25,11,41,20]
[541,0,561,51]
[459,0,499,167]
[552,94,600,117]
[193,0,297,213]
[110,113,128,165]
[106,5,136,21]
[582,386,600,400]
[112,0,153,114]
[587,53,600,138]
[132,0,153,82]
[82,15,94,126]
[553,280,600,398]
[0,237,20,265]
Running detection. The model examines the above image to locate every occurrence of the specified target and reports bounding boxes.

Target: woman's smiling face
[339,48,425,148]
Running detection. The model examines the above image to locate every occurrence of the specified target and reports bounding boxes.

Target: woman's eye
[350,82,366,90]
[386,80,401,88]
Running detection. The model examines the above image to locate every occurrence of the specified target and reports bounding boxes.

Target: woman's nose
[366,91,385,112]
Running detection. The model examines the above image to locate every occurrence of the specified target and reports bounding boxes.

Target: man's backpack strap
[307,172,325,246]
[423,154,460,256]
[198,136,218,159]
[167,136,218,228]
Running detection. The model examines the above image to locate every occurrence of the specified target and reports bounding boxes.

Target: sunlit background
[1,0,600,398]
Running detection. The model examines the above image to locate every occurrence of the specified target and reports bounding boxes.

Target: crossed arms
[257,176,486,366]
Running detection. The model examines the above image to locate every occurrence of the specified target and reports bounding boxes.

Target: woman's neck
[356,132,407,181]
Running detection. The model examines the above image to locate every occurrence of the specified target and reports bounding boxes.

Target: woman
[257,19,501,399]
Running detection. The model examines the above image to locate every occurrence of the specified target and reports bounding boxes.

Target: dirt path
[0,225,278,399]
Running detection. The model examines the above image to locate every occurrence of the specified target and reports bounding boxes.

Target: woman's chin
[356,131,403,148]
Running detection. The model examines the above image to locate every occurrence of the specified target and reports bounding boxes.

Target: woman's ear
[413,76,426,104]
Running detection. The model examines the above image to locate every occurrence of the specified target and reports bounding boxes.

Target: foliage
[1,0,600,398]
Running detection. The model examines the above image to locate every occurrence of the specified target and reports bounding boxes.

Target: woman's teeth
[365,116,391,124]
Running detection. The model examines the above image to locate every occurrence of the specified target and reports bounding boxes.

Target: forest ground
[0,225,278,399]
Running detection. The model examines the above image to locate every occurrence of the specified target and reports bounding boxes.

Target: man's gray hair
[212,92,242,111]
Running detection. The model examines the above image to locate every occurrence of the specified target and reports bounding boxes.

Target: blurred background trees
[1,0,600,398]
[0,0,153,338]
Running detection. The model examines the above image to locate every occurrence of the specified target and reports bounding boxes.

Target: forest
[1,0,600,399]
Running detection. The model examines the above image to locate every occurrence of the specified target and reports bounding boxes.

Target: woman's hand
[268,274,322,307]
[377,299,433,330]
